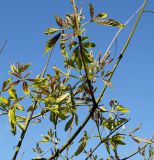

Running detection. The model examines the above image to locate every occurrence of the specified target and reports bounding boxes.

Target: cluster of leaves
[0,1,153,160]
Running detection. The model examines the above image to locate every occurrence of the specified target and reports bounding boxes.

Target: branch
[42,0,148,159]
[85,119,129,160]
[121,144,148,160]
[12,47,54,160]
[96,0,148,104]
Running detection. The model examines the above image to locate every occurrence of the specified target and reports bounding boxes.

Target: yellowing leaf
[9,88,17,99]
[8,107,16,135]
[96,19,125,28]
[116,105,129,113]
[56,93,69,104]
[22,81,30,94]
[45,33,61,53]
[131,136,153,144]
[44,28,58,35]
[1,78,12,91]
[94,13,107,20]
[83,42,96,48]
[0,96,8,105]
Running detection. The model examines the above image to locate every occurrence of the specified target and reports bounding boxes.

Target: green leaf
[44,28,58,35]
[116,105,129,113]
[22,81,30,94]
[8,107,16,135]
[45,33,61,53]
[75,136,87,156]
[94,13,107,20]
[56,93,69,104]
[83,42,96,48]
[83,48,93,63]
[65,116,74,131]
[96,19,125,28]
[9,88,17,99]
[89,3,94,19]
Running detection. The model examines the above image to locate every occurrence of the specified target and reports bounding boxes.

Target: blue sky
[0,0,154,159]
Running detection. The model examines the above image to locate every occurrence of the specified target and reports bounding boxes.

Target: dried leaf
[103,79,112,87]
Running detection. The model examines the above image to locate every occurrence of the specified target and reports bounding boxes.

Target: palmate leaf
[8,107,16,135]
[95,19,125,28]
[45,33,61,53]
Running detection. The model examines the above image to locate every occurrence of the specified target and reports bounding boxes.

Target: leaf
[9,80,21,88]
[104,71,112,77]
[89,3,94,19]
[96,19,125,28]
[45,33,61,53]
[75,137,87,156]
[60,42,68,60]
[83,42,96,48]
[131,136,153,144]
[1,78,12,91]
[56,93,69,104]
[44,28,58,35]
[55,16,63,27]
[8,107,16,135]
[69,41,78,50]
[22,81,30,94]
[75,113,78,126]
[16,104,24,111]
[94,13,107,20]
[103,79,112,87]
[18,64,31,73]
[8,88,17,99]
[0,96,8,105]
[116,105,129,113]
[65,116,74,131]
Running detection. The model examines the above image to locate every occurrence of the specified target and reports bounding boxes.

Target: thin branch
[96,0,148,104]
[85,119,129,160]
[12,48,54,160]
[0,40,7,56]
[121,144,148,160]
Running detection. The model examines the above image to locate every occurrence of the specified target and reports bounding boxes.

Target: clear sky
[0,0,154,160]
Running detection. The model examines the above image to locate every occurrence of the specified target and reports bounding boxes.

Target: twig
[85,119,129,160]
[121,143,148,160]
[12,47,54,160]
[96,0,148,104]
[0,40,7,56]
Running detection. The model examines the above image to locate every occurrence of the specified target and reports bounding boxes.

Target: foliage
[0,0,153,160]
